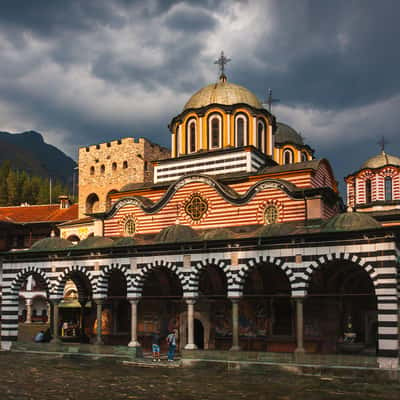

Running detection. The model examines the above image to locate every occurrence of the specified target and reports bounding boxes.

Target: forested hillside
[0,160,71,206]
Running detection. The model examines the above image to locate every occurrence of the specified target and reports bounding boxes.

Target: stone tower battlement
[78,137,170,218]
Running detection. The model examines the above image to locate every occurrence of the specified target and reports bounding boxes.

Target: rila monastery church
[1,54,399,364]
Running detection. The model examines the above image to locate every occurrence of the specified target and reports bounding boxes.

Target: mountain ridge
[0,130,76,184]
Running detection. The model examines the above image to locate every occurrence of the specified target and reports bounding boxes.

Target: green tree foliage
[0,160,71,206]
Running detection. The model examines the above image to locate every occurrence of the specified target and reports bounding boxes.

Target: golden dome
[362,151,400,169]
[184,80,262,110]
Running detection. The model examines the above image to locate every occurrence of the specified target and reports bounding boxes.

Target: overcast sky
[0,0,399,192]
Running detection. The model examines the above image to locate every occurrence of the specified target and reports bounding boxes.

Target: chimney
[59,195,70,209]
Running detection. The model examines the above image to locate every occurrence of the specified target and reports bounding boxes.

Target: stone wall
[78,137,170,218]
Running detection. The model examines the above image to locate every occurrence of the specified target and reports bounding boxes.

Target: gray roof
[258,159,323,175]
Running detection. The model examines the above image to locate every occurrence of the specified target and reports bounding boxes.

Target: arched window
[257,121,265,152]
[187,119,196,153]
[123,161,128,169]
[385,176,392,201]
[209,115,222,149]
[100,164,105,174]
[112,162,117,171]
[235,115,247,147]
[86,193,100,214]
[283,148,294,164]
[365,179,372,203]
[90,166,95,175]
[301,152,308,162]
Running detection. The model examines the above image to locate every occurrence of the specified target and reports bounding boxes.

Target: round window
[185,194,208,221]
[264,205,279,224]
[124,218,136,235]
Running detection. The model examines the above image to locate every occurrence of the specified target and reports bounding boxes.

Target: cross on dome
[214,51,231,81]
[377,136,389,153]
[262,88,280,112]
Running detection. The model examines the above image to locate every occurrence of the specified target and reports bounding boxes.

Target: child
[152,331,161,362]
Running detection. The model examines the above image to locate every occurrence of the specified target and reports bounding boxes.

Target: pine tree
[7,169,19,205]
[31,176,42,204]
[21,174,34,204]
[37,179,50,204]
[0,179,7,206]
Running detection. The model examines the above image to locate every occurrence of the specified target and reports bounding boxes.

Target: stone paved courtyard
[0,352,399,400]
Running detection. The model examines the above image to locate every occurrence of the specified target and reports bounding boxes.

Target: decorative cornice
[95,174,339,220]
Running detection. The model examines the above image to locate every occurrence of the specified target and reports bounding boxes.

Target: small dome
[184,81,262,110]
[258,223,295,237]
[155,224,199,243]
[73,236,114,249]
[112,237,136,247]
[275,122,304,145]
[323,212,381,232]
[361,151,400,169]
[31,237,72,251]
[202,228,234,241]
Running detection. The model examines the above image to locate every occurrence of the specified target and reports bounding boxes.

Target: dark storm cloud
[164,5,218,32]
[0,0,124,36]
[235,0,400,111]
[91,40,204,93]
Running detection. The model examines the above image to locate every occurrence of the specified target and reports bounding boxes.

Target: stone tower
[78,137,170,218]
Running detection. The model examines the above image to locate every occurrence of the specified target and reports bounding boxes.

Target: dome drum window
[264,205,279,224]
[385,176,392,201]
[235,114,247,147]
[185,194,208,221]
[365,179,372,204]
[187,119,196,154]
[257,121,265,153]
[209,115,222,149]
[283,149,294,164]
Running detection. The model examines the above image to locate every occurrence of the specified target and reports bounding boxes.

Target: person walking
[166,329,177,362]
[152,331,161,362]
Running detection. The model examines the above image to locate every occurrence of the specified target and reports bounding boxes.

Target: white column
[230,298,241,351]
[128,299,140,347]
[294,298,305,353]
[94,299,104,345]
[25,299,32,324]
[184,299,197,350]
[51,299,61,343]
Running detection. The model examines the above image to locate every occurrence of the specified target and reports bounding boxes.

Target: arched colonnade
[1,252,391,356]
